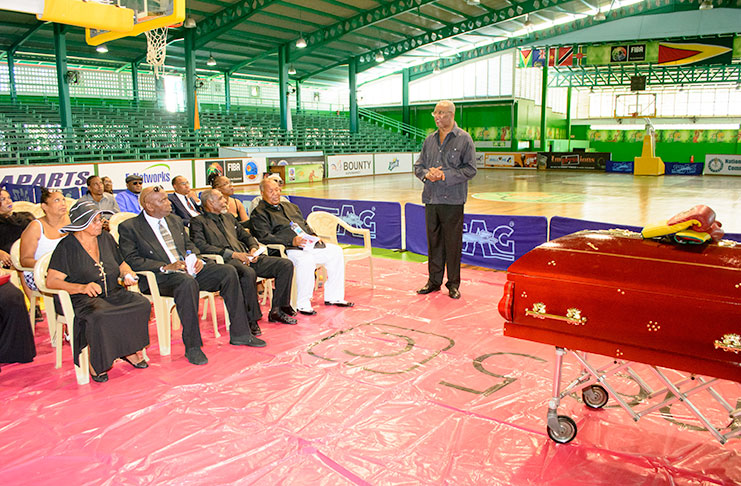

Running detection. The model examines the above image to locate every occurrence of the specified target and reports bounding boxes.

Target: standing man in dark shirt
[413,100,476,300]
[189,189,297,336]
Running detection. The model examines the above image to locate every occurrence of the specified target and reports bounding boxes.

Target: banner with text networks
[404,203,547,270]
[290,195,402,250]
[549,216,642,240]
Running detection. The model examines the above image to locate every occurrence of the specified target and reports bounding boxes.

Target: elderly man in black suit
[189,189,297,335]
[118,186,266,366]
[168,175,202,226]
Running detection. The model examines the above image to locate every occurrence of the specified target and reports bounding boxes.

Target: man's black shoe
[185,347,208,365]
[230,334,267,347]
[298,308,317,316]
[280,306,297,316]
[448,287,461,299]
[249,321,262,336]
[268,310,298,325]
[417,283,441,295]
[324,301,354,307]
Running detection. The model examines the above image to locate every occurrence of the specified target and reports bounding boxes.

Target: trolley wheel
[547,415,578,444]
[582,384,609,409]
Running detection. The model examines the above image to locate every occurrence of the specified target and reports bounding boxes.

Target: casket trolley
[498,230,741,444]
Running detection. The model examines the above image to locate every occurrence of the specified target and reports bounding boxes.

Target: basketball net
[145,26,169,78]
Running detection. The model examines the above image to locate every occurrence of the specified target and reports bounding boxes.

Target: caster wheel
[547,415,577,444]
[582,384,609,409]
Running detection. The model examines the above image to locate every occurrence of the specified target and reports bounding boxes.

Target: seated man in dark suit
[250,178,353,316]
[189,189,297,335]
[168,175,202,227]
[118,186,266,366]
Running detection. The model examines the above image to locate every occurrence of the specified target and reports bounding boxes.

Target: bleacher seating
[0,98,421,165]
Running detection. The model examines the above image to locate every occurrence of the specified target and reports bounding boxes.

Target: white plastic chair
[10,239,53,335]
[34,252,90,385]
[11,201,44,218]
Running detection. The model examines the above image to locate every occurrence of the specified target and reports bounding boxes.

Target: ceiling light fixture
[523,15,533,28]
[375,51,384,62]
[183,17,196,29]
[296,36,307,49]
[288,66,296,75]
[594,10,606,21]
[433,62,441,74]
[699,0,713,9]
[207,54,217,66]
[96,44,108,54]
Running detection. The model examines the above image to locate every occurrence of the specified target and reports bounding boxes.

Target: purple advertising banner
[549,216,642,240]
[404,203,548,271]
[4,183,81,202]
[290,195,402,249]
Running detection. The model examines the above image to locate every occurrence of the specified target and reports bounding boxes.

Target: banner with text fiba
[327,154,374,178]
[404,203,548,270]
[290,195,402,249]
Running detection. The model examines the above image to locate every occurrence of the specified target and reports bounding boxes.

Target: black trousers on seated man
[139,263,251,350]
[226,256,293,321]
[425,203,464,290]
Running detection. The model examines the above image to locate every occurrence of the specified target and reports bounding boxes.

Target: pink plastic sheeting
[1,257,739,485]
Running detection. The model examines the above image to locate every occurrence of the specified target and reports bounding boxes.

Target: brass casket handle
[714,334,741,354]
[525,303,587,326]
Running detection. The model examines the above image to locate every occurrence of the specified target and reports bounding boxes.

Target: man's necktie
[217,215,246,252]
[159,219,181,260]
[186,197,197,214]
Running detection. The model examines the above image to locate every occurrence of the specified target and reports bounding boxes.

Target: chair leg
[208,294,220,338]
[223,299,230,333]
[153,299,171,357]
[201,296,209,320]
[76,345,90,385]
[54,319,63,369]
[368,257,375,289]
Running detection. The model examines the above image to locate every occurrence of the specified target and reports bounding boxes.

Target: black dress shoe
[230,334,267,347]
[324,301,354,307]
[448,287,461,299]
[298,308,317,316]
[121,356,149,369]
[91,372,108,383]
[417,283,441,295]
[268,310,298,325]
[249,321,262,336]
[280,306,297,317]
[185,347,208,365]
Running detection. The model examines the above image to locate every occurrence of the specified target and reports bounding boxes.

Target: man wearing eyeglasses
[115,174,143,213]
[118,185,266,366]
[413,100,477,300]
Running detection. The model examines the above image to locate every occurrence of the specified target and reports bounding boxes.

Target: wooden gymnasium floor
[236,170,741,234]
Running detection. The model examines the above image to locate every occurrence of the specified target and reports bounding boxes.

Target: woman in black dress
[0,275,36,368]
[46,201,151,383]
[0,187,34,268]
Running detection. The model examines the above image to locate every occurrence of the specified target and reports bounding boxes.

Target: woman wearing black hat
[46,201,151,382]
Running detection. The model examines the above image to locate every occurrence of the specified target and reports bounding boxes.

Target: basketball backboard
[85,0,184,46]
[614,93,657,119]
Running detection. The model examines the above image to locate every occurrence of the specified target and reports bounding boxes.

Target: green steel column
[402,67,410,126]
[539,48,548,152]
[278,44,288,130]
[53,23,72,130]
[184,27,197,130]
[131,62,139,105]
[295,81,301,113]
[510,101,518,151]
[349,57,358,133]
[224,72,231,113]
[565,85,572,150]
[8,51,17,104]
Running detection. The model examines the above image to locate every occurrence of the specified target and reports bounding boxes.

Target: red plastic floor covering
[1,258,740,485]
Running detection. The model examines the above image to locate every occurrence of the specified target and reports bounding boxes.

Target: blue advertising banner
[549,216,642,240]
[4,183,36,202]
[664,162,704,175]
[405,203,548,271]
[606,160,634,173]
[290,195,402,249]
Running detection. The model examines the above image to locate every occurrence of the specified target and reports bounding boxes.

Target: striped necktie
[159,219,181,260]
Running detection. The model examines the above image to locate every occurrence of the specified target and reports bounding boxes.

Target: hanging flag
[194,91,201,131]
[573,45,587,66]
[549,47,574,66]
[518,48,533,67]
[658,38,733,66]
[532,48,547,67]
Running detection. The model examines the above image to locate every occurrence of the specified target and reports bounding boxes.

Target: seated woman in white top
[19,188,69,291]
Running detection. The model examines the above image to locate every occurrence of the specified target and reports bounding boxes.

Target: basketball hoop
[145,26,169,78]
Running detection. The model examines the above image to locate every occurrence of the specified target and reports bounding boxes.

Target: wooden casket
[498,230,741,383]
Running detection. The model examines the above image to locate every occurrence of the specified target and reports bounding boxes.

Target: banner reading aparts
[404,203,547,271]
[290,195,402,249]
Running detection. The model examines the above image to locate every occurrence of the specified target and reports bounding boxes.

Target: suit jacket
[118,212,201,274]
[189,212,259,260]
[168,193,202,227]
[249,199,320,250]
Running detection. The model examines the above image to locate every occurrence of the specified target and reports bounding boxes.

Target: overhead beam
[9,21,48,54]
[195,0,280,48]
